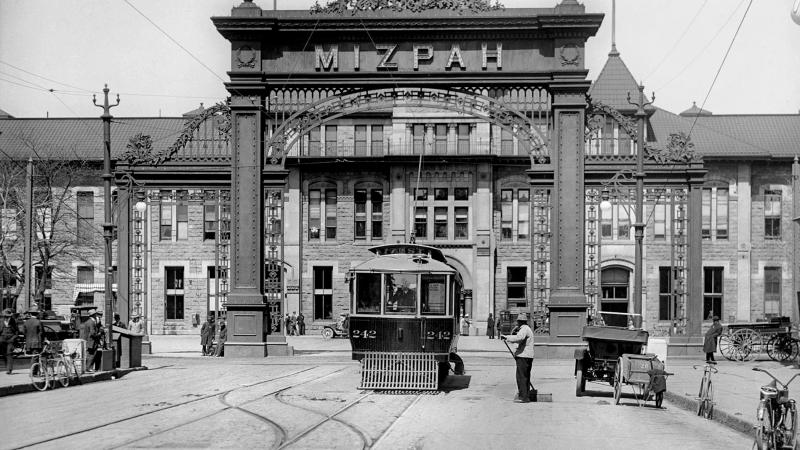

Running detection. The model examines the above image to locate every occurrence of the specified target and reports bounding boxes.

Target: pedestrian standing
[80,310,103,371]
[284,314,291,335]
[297,312,305,335]
[128,314,144,334]
[214,321,227,357]
[501,312,535,403]
[460,314,471,336]
[495,315,502,339]
[23,307,43,355]
[703,316,723,364]
[112,313,126,329]
[290,312,298,336]
[200,316,214,356]
[0,308,17,374]
[486,313,495,339]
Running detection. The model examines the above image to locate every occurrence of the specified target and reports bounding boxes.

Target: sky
[0,0,798,118]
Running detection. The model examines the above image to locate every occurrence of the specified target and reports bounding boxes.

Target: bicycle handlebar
[693,364,718,373]
[752,367,800,390]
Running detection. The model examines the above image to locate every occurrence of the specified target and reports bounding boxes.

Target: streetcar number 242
[351,329,376,339]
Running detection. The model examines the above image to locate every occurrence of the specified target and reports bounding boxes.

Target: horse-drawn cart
[719,316,797,362]
[575,325,670,407]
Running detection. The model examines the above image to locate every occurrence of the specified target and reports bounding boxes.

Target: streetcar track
[370,393,424,449]
[14,367,321,450]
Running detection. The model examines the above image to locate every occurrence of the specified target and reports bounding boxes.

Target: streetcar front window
[385,273,417,314]
[355,273,381,314]
[421,274,447,315]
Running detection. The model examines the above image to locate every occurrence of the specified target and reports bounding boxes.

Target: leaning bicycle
[694,363,718,419]
[29,342,78,391]
[753,367,799,450]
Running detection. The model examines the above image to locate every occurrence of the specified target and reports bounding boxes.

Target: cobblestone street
[3,354,751,449]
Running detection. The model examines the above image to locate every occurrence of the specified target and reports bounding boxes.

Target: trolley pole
[93,84,120,347]
[627,84,654,329]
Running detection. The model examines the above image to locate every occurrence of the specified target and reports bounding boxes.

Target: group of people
[200,316,227,357]
[284,312,305,336]
[485,313,504,339]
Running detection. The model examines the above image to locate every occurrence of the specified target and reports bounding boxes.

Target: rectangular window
[371,190,383,238]
[159,190,172,240]
[415,188,428,201]
[617,205,630,239]
[371,125,383,156]
[518,189,530,239]
[220,202,231,241]
[600,205,613,239]
[716,188,728,239]
[313,266,333,320]
[354,125,368,156]
[309,190,321,240]
[703,267,723,320]
[324,125,337,156]
[654,204,666,239]
[308,127,321,156]
[76,191,94,245]
[500,128,514,155]
[501,189,513,239]
[421,274,447,315]
[507,267,527,308]
[176,190,188,240]
[413,124,425,154]
[454,207,468,240]
[354,189,367,239]
[434,207,448,239]
[415,207,428,239]
[457,124,470,154]
[325,189,337,239]
[355,273,381,314]
[77,266,94,284]
[658,267,677,320]
[385,273,417,314]
[701,188,712,239]
[454,188,469,201]
[434,188,448,201]
[764,267,781,317]
[165,266,184,320]
[435,124,447,154]
[204,196,217,241]
[765,189,782,239]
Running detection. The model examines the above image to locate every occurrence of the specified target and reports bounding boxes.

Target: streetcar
[347,243,464,390]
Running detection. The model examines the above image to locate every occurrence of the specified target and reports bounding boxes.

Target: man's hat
[93,310,104,316]
[712,316,720,321]
[516,312,529,322]
[130,313,140,319]
[27,305,40,315]
[2,308,13,317]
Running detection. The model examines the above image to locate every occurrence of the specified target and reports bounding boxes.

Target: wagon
[613,353,670,408]
[718,316,796,362]
[574,325,649,396]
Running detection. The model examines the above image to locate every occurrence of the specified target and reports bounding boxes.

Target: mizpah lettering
[313,42,503,72]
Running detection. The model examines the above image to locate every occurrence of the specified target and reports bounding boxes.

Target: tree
[0,131,102,312]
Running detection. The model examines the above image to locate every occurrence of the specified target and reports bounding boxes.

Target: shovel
[501,337,551,402]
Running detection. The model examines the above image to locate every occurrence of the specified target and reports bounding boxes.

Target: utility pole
[21,157,34,313]
[627,84,654,329]
[94,84,120,346]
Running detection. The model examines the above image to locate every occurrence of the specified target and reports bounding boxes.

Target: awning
[73,283,118,303]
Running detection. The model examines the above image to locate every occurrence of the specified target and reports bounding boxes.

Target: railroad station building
[1,0,798,356]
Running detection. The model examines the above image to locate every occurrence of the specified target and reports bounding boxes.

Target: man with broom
[501,312,535,403]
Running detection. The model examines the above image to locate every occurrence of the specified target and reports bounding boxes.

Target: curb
[663,389,755,437]
[0,366,148,398]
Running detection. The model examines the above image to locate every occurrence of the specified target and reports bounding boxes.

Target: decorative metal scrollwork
[310,0,504,15]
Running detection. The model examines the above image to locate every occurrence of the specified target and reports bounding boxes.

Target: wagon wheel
[613,360,622,405]
[731,328,761,361]
[766,334,795,362]
[321,327,334,340]
[718,332,738,361]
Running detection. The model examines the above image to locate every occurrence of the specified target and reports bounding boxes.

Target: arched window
[600,267,629,327]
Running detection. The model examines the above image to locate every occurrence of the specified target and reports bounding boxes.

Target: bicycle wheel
[703,380,714,420]
[696,376,708,416]
[755,406,775,450]
[54,360,69,387]
[29,362,49,391]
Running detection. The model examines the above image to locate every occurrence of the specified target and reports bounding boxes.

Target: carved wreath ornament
[310,0,504,15]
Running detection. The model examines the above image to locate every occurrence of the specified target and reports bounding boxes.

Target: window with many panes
[764,267,781,317]
[658,267,678,320]
[76,191,94,245]
[703,267,723,320]
[764,189,781,239]
[702,187,729,240]
[415,207,427,239]
[507,267,527,307]
[77,266,94,284]
[165,267,184,320]
[599,200,634,240]
[308,187,337,241]
[413,187,469,241]
[354,187,383,240]
[500,188,529,240]
[313,266,333,320]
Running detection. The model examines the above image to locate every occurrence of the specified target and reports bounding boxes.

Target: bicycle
[752,367,799,450]
[693,363,718,419]
[29,342,79,391]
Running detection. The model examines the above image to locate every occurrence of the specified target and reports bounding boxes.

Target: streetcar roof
[352,253,456,273]
[368,243,448,264]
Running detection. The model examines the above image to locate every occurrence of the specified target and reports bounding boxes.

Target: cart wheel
[766,334,794,362]
[575,370,585,397]
[655,391,663,409]
[718,333,736,361]
[613,362,622,405]
[732,328,761,361]
[321,327,334,340]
